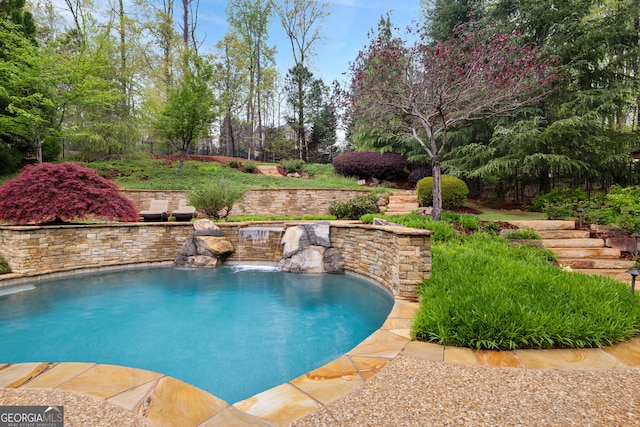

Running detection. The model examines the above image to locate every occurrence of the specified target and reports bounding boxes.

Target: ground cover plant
[412,233,640,350]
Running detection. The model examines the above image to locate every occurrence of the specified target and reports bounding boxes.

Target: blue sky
[196,0,423,85]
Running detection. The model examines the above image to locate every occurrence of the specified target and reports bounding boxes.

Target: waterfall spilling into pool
[235,225,284,264]
[0,266,393,404]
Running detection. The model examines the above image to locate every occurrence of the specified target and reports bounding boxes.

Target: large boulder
[174,219,234,267]
[278,222,344,274]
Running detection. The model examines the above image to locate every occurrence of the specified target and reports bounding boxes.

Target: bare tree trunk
[635,16,639,130]
[118,0,129,112]
[182,0,189,46]
[224,113,235,157]
[431,155,442,221]
[256,37,264,161]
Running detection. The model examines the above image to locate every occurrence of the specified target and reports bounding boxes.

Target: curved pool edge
[0,263,416,426]
[0,294,418,427]
[3,273,640,426]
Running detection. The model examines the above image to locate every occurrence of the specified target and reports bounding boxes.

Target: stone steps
[541,238,605,248]
[537,230,591,239]
[552,247,624,259]
[256,165,282,177]
[561,258,636,270]
[508,220,635,285]
[385,192,420,215]
[508,220,576,231]
[573,269,636,284]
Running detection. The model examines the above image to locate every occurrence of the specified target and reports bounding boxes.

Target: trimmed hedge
[416,175,469,209]
[332,151,407,181]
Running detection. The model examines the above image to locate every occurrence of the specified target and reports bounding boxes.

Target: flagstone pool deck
[2,297,640,426]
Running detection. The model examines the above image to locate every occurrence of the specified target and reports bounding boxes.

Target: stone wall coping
[0,222,195,231]
[125,188,372,192]
[329,222,434,236]
[0,261,173,288]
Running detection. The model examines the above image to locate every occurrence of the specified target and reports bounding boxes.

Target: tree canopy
[350,24,558,219]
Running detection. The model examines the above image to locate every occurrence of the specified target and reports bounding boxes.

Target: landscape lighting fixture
[627,267,640,295]
[576,207,584,229]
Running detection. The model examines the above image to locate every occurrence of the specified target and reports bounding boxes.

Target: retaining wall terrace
[0,222,432,299]
[124,188,372,217]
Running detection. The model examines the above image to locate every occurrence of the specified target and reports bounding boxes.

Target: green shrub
[187,177,245,220]
[544,202,573,220]
[412,233,640,350]
[583,206,614,226]
[528,187,588,212]
[280,159,304,173]
[416,175,469,209]
[228,160,242,169]
[0,258,11,274]
[617,214,640,234]
[328,194,378,220]
[244,161,257,173]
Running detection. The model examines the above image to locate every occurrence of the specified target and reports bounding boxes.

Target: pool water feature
[0,266,393,404]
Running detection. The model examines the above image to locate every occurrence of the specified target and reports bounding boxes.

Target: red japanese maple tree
[350,25,559,220]
[0,163,139,225]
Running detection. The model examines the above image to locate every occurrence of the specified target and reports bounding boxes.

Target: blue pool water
[0,266,393,403]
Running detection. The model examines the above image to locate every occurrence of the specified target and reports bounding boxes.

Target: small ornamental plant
[0,162,139,225]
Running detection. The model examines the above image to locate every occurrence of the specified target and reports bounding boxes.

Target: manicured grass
[412,233,640,350]
[86,159,361,190]
[467,200,547,221]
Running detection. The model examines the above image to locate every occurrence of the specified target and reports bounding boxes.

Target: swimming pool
[0,266,393,403]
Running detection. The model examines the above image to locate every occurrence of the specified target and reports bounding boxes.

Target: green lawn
[466,200,547,221]
[86,158,363,191]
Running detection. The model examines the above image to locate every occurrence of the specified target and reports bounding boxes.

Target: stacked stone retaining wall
[124,189,371,217]
[0,222,431,299]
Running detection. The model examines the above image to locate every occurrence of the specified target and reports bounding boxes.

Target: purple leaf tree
[350,25,559,219]
[0,163,139,225]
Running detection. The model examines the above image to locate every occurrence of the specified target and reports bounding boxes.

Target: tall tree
[0,18,56,164]
[227,0,273,160]
[155,51,217,170]
[0,0,36,39]
[272,0,329,160]
[423,0,484,42]
[350,25,558,220]
[214,33,247,157]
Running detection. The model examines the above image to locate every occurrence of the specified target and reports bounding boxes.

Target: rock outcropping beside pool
[174,219,234,267]
[278,222,344,274]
